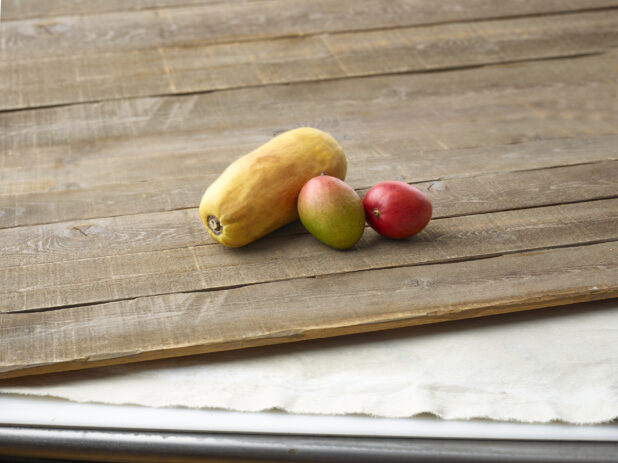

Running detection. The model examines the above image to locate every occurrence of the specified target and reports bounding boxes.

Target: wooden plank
[6,109,618,195]
[1,0,615,385]
[1,134,617,229]
[3,50,616,168]
[1,160,615,269]
[2,198,616,313]
[1,241,615,379]
[3,9,618,110]
[3,125,618,199]
[5,0,617,55]
[1,0,226,21]
[2,77,617,226]
[5,0,617,22]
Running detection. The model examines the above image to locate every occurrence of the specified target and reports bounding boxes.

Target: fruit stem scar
[207,215,223,235]
[373,209,380,218]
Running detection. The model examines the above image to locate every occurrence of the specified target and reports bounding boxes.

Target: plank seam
[0,0,239,22]
[1,158,616,231]
[356,158,618,191]
[4,4,618,46]
[0,49,611,115]
[2,152,614,197]
[5,238,616,315]
[160,6,618,51]
[2,193,617,268]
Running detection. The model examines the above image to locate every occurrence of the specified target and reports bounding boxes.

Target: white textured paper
[2,300,617,424]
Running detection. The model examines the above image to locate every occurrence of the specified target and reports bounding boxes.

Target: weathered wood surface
[6,0,618,22]
[5,0,617,46]
[3,198,617,313]
[2,9,618,110]
[2,52,617,228]
[4,49,616,159]
[1,160,615,269]
[1,0,224,20]
[1,0,617,378]
[1,241,615,379]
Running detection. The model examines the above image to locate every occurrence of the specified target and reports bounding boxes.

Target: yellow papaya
[199,127,347,247]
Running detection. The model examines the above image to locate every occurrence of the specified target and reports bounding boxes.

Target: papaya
[199,127,347,247]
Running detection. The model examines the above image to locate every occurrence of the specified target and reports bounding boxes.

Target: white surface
[1,395,617,441]
[1,300,617,424]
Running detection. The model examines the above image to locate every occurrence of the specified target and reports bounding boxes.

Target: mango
[199,128,347,247]
[363,181,432,239]
[298,175,365,250]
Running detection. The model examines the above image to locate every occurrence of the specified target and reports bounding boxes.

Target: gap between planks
[2,134,616,229]
[1,51,609,116]
[8,237,618,316]
[0,0,241,21]
[3,190,617,271]
[0,160,618,256]
[3,197,616,313]
[4,0,618,23]
[5,1,618,53]
[1,240,615,379]
[3,195,617,274]
[3,8,618,111]
[4,50,616,157]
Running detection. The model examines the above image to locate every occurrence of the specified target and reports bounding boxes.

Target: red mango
[363,181,432,239]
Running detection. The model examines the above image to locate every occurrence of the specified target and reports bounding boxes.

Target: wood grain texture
[1,49,616,228]
[4,50,616,162]
[2,135,617,229]
[3,198,616,313]
[1,0,226,21]
[5,0,617,54]
[1,159,616,269]
[2,9,618,110]
[1,241,616,379]
[6,0,618,22]
[2,2,618,379]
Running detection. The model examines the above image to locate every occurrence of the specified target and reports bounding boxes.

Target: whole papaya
[199,128,347,247]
